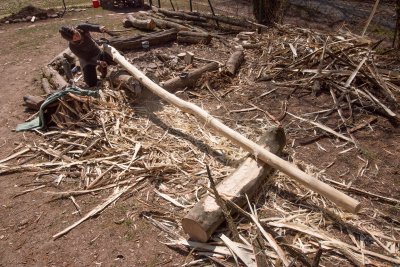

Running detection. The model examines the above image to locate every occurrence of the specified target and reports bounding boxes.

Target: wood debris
[1,9,399,267]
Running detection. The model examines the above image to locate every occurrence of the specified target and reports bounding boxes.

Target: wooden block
[184,52,194,65]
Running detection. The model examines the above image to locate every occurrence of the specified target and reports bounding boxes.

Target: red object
[92,0,100,8]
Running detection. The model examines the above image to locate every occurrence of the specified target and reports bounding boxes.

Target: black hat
[59,26,75,41]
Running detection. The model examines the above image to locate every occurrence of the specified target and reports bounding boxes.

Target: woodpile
[2,7,400,267]
[0,5,60,24]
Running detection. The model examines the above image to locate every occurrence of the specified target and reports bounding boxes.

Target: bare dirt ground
[0,10,182,267]
[0,2,399,267]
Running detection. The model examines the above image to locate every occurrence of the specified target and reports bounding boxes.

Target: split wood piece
[42,65,68,90]
[126,15,156,30]
[225,50,245,76]
[110,71,142,95]
[177,31,212,44]
[156,7,208,22]
[103,44,361,213]
[108,28,178,50]
[23,95,45,110]
[41,78,55,94]
[161,62,218,91]
[182,127,286,242]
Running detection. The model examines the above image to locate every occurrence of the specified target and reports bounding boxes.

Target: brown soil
[0,11,186,267]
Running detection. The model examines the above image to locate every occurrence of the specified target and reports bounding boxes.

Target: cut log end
[181,218,209,243]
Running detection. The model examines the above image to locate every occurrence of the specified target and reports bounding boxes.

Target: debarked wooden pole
[103,44,361,213]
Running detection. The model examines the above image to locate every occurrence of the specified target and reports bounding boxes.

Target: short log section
[177,31,212,44]
[108,29,178,50]
[126,15,156,31]
[161,62,218,90]
[42,65,68,90]
[182,127,286,242]
[225,50,244,76]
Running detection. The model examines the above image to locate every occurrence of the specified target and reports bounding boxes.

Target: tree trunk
[177,31,212,44]
[161,62,218,90]
[108,29,178,50]
[103,44,361,213]
[253,0,285,26]
[182,127,286,242]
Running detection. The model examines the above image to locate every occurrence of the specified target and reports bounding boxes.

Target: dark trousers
[81,52,115,87]
[82,64,98,87]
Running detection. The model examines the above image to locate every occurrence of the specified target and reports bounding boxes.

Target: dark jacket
[69,23,103,64]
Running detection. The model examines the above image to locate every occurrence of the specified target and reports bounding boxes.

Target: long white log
[103,44,361,213]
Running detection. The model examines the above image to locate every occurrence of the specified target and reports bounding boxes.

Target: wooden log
[61,59,73,82]
[225,50,244,76]
[103,44,361,213]
[108,29,178,50]
[110,71,142,95]
[126,15,156,30]
[152,17,190,31]
[242,43,262,49]
[187,11,253,28]
[177,31,212,44]
[41,78,54,94]
[23,95,45,110]
[49,48,76,65]
[182,127,286,242]
[123,18,132,28]
[161,62,218,90]
[157,8,207,22]
[42,65,68,90]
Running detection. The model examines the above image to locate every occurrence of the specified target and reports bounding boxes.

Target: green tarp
[16,87,99,132]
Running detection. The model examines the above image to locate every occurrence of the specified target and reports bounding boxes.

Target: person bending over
[59,23,114,88]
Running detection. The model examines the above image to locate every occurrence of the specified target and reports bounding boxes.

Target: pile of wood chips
[1,14,399,267]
